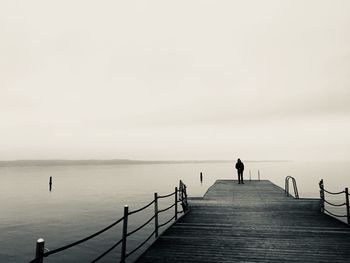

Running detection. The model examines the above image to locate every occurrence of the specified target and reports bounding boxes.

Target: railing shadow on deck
[319,179,350,225]
[29,180,189,263]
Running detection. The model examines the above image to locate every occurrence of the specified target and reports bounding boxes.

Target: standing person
[235,159,244,184]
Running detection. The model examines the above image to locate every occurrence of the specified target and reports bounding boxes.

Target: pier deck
[136,180,350,262]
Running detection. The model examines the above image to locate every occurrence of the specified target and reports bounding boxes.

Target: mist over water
[1,161,349,262]
[1,1,349,262]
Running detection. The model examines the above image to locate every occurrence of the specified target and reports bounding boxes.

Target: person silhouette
[235,159,244,184]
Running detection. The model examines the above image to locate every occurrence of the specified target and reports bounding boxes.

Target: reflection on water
[1,161,349,262]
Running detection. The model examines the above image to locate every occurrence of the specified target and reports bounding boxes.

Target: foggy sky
[1,0,350,161]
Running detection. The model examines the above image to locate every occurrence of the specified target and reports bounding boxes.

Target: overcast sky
[1,0,350,161]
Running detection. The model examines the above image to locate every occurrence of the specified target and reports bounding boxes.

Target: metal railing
[29,180,189,263]
[285,176,299,199]
[249,170,261,181]
[319,179,350,224]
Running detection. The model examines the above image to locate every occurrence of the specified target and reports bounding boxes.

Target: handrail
[323,208,347,218]
[323,189,345,195]
[128,199,155,215]
[44,216,124,257]
[285,176,299,199]
[91,238,124,263]
[158,191,176,199]
[127,215,156,237]
[125,230,156,258]
[319,179,350,225]
[323,199,346,207]
[249,169,261,181]
[158,215,176,228]
[158,203,176,213]
[179,180,189,211]
[29,180,189,263]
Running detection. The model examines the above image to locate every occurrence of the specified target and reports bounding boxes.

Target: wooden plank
[136,180,350,262]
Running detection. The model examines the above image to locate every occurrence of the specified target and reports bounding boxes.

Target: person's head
[237,158,241,163]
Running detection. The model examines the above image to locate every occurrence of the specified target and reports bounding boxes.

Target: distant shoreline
[0,159,292,167]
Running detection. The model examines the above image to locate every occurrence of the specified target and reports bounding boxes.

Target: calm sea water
[1,161,349,262]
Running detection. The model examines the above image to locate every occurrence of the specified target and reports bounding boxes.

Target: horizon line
[0,158,293,166]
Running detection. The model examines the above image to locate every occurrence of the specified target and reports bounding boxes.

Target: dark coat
[235,161,244,172]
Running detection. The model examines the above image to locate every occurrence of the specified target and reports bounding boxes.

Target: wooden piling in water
[49,176,52,191]
[35,238,45,263]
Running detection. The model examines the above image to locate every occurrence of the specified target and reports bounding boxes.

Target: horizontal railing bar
[90,238,123,263]
[324,208,347,218]
[127,215,156,237]
[128,200,155,215]
[158,192,176,199]
[43,216,124,257]
[158,215,176,228]
[322,198,346,207]
[158,203,176,213]
[125,230,156,258]
[323,189,345,195]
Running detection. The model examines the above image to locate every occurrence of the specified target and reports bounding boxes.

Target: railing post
[345,187,350,225]
[258,170,260,181]
[249,170,251,181]
[179,180,183,203]
[154,193,159,238]
[285,177,287,196]
[319,179,325,213]
[35,238,45,263]
[175,187,178,220]
[183,184,188,211]
[121,205,128,263]
[294,178,299,199]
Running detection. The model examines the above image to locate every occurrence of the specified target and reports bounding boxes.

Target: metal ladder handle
[285,176,299,199]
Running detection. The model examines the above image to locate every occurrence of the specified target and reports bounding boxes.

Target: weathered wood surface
[136,180,350,262]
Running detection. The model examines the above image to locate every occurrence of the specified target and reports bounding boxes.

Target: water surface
[1,161,349,262]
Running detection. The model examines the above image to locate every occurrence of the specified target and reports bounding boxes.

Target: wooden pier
[136,180,350,262]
